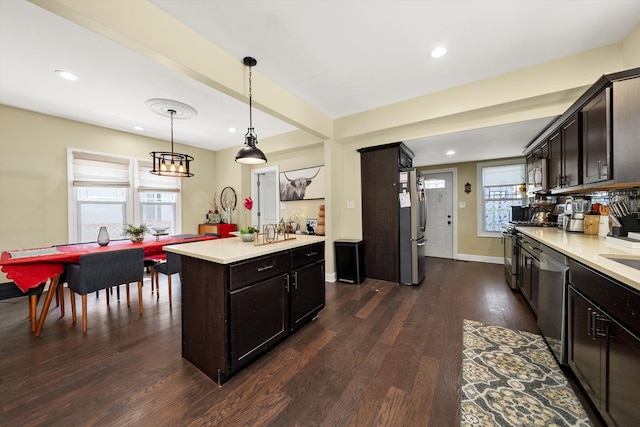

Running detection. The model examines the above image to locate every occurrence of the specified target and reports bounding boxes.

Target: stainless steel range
[501,224,518,289]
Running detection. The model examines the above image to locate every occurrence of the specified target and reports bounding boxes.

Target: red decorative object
[244,197,253,211]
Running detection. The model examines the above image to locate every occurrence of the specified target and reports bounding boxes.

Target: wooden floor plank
[0,258,604,426]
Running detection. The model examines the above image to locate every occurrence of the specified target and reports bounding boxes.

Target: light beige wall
[622,24,640,67]
[0,105,216,258]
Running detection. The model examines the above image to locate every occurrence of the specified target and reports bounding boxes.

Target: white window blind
[137,160,181,192]
[482,164,524,186]
[71,151,131,187]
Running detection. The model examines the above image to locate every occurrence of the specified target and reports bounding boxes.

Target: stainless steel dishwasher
[537,244,569,365]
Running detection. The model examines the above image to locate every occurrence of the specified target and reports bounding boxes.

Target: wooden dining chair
[65,248,144,333]
[0,281,46,332]
[150,251,181,307]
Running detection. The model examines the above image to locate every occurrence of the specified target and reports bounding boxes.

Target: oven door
[502,231,517,289]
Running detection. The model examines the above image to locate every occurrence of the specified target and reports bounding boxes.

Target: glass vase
[97,226,110,246]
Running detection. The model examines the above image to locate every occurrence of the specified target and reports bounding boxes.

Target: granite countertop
[164,234,326,264]
[516,227,640,292]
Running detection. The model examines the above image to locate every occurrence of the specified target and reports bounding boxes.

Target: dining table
[0,234,216,336]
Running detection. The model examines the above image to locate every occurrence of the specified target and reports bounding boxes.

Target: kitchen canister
[583,214,600,235]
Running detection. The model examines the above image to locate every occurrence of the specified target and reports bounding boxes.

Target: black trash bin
[334,239,365,284]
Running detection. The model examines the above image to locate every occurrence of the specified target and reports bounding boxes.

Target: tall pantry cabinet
[358,142,414,283]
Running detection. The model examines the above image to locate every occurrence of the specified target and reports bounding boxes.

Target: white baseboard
[325,272,337,282]
[455,254,503,265]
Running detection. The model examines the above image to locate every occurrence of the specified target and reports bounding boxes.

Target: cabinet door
[548,131,562,189]
[229,274,290,371]
[568,287,602,410]
[582,88,611,184]
[291,261,325,331]
[561,113,581,188]
[605,317,640,427]
[612,76,640,184]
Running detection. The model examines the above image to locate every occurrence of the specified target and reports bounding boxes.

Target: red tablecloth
[1,235,215,292]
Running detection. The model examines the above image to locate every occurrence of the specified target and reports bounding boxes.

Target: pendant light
[235,56,267,164]
[150,108,194,177]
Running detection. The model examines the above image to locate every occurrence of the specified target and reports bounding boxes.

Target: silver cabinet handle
[293,271,298,290]
[305,251,318,257]
[257,265,274,272]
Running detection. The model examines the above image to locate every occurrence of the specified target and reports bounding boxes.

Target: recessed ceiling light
[228,127,237,133]
[430,46,447,59]
[55,70,78,81]
[446,150,455,155]
[133,126,144,131]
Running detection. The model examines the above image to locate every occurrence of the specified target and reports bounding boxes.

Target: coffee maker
[567,198,590,232]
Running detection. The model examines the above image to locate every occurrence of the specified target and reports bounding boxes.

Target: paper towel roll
[598,216,609,237]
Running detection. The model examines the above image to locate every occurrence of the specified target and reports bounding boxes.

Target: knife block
[619,215,640,232]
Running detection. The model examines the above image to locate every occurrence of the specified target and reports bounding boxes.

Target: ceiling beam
[27,0,333,140]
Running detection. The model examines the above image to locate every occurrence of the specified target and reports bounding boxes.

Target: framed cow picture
[279,166,325,201]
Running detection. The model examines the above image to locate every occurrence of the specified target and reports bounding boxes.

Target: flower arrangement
[241,197,257,234]
[123,223,149,242]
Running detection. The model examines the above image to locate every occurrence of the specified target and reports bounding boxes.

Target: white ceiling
[1,0,639,165]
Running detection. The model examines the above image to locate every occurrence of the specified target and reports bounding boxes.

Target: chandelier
[150,108,194,177]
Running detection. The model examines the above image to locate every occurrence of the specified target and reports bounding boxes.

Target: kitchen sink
[600,254,640,271]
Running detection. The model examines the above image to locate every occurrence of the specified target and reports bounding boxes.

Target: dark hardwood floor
[0,258,603,426]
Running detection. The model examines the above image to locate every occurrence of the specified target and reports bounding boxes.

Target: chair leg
[29,294,38,332]
[167,275,172,307]
[126,284,131,307]
[150,267,155,293]
[69,289,76,323]
[81,294,88,333]
[116,285,121,301]
[106,287,110,305]
[138,281,143,315]
[58,282,65,317]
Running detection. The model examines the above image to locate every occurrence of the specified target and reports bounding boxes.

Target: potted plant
[123,223,149,243]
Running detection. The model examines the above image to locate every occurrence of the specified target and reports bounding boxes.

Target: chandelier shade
[236,56,267,165]
[150,108,194,177]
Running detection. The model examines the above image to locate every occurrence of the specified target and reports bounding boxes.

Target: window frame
[476,159,525,237]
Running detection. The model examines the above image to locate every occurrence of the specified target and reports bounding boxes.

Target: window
[477,160,525,235]
[68,149,181,243]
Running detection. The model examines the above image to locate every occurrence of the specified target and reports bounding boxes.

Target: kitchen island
[165,234,326,384]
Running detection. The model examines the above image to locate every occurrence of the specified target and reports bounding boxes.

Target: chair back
[0,281,45,299]
[66,248,144,295]
[155,251,181,276]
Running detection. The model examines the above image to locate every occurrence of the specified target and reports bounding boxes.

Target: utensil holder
[583,214,599,235]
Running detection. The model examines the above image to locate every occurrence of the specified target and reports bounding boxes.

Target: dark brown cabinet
[581,87,612,184]
[561,113,581,188]
[568,260,640,427]
[181,241,325,384]
[548,114,581,190]
[524,68,640,193]
[358,142,413,282]
[612,76,640,184]
[230,273,289,371]
[517,235,539,313]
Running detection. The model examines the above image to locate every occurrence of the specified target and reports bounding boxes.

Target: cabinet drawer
[568,259,640,337]
[291,242,324,269]
[229,252,290,291]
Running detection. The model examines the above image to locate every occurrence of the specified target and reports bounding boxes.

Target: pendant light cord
[169,109,175,153]
[248,65,253,129]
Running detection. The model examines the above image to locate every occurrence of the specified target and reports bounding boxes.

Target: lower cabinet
[517,236,539,313]
[568,260,640,427]
[230,274,290,371]
[181,242,325,385]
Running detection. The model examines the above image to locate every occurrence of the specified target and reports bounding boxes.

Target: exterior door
[423,172,453,258]
[251,166,279,230]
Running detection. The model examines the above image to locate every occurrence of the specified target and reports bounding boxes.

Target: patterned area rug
[461,319,592,426]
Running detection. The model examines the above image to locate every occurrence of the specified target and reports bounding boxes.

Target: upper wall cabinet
[581,88,611,184]
[524,68,640,194]
[612,76,640,184]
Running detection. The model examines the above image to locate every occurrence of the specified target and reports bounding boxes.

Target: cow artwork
[279,166,324,201]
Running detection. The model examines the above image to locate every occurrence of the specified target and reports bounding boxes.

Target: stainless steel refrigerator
[399,168,426,285]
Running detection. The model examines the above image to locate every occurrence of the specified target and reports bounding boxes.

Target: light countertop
[516,227,640,292]
[164,234,326,264]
